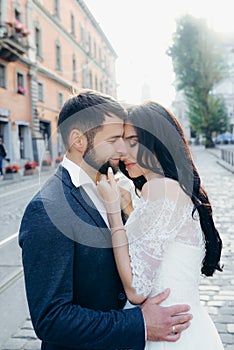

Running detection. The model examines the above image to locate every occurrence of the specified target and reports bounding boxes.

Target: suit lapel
[71,186,112,247]
[71,186,107,229]
[57,167,105,226]
[55,166,111,246]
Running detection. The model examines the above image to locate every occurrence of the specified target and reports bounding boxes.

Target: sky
[84,0,234,108]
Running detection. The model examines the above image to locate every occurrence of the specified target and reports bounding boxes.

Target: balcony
[0,21,29,62]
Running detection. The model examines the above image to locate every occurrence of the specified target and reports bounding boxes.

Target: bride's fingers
[99,174,107,182]
[108,167,117,188]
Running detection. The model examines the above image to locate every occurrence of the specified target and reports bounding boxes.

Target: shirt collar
[62,155,95,188]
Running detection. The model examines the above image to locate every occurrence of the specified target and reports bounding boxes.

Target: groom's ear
[69,129,87,153]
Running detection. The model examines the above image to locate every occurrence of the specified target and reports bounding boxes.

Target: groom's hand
[141,288,192,342]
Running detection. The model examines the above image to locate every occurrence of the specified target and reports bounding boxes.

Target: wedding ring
[172,325,176,333]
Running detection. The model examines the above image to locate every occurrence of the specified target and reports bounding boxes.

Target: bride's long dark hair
[120,101,223,277]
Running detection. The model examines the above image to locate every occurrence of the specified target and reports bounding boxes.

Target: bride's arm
[97,168,146,304]
[119,186,134,220]
[108,211,146,305]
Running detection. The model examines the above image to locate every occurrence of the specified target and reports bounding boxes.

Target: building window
[99,47,102,64]
[35,25,42,57]
[80,25,85,47]
[58,92,63,108]
[82,64,87,88]
[55,42,62,71]
[72,55,77,82]
[0,64,6,88]
[93,41,97,59]
[89,71,93,89]
[71,13,75,35]
[102,55,106,69]
[38,82,44,101]
[54,0,60,18]
[88,33,91,55]
[40,120,51,153]
[16,72,25,94]
[18,125,25,159]
[14,8,21,21]
[95,75,98,91]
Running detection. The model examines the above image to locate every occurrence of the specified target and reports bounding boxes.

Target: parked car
[215,132,234,144]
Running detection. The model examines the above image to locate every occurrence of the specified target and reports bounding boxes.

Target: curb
[205,147,234,174]
[0,169,55,188]
[0,268,23,295]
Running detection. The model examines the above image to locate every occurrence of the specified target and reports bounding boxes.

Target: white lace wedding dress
[125,179,224,350]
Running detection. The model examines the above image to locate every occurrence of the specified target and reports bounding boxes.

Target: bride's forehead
[124,123,137,136]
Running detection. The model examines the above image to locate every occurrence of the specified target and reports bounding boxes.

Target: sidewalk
[0,167,56,188]
[206,145,234,174]
[2,318,41,350]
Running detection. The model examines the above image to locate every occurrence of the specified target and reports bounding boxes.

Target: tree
[167,15,229,148]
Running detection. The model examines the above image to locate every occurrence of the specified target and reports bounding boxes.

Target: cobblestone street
[1,146,234,350]
[194,147,234,350]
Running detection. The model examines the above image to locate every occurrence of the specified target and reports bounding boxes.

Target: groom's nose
[116,138,127,156]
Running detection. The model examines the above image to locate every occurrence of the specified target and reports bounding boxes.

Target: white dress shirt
[62,156,109,227]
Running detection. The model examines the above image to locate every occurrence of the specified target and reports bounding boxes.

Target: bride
[97,101,224,349]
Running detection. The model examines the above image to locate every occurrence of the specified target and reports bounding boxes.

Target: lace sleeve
[126,197,186,297]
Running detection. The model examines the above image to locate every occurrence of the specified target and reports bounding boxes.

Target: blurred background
[0,0,234,173]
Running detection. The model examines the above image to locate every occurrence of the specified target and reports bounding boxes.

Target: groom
[19,89,192,350]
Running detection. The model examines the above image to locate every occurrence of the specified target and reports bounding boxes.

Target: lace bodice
[125,182,205,298]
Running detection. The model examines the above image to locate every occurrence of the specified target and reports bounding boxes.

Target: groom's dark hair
[58,89,127,150]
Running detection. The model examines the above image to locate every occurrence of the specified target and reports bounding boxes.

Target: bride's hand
[97,167,121,214]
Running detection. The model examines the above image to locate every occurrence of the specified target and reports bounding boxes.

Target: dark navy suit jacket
[19,166,145,350]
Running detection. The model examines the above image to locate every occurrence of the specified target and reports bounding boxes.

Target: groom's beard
[98,161,113,175]
[84,149,119,175]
